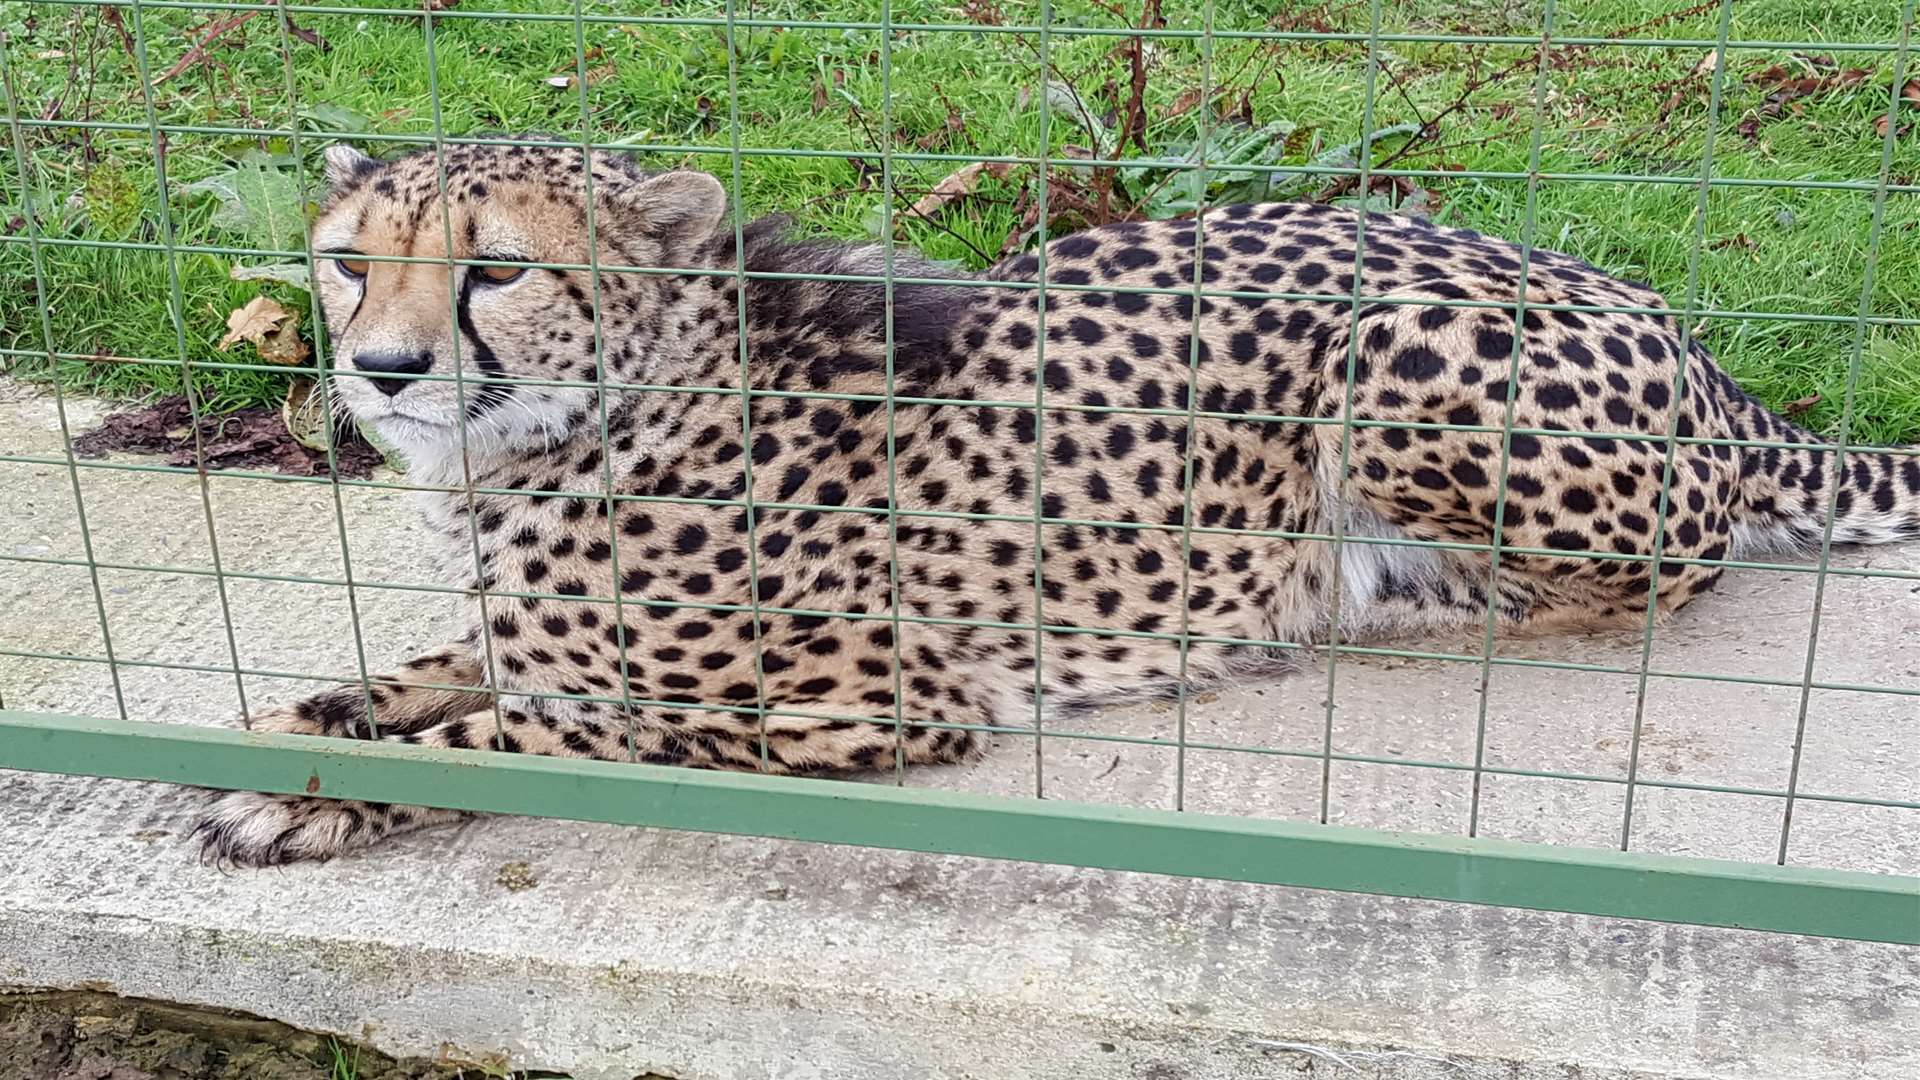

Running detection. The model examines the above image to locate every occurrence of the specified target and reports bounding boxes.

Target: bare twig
[840,102,999,264]
[148,12,257,90]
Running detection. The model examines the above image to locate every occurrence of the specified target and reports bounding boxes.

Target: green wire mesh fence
[2,1,1917,942]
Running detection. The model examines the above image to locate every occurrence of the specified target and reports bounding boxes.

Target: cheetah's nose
[350,350,432,397]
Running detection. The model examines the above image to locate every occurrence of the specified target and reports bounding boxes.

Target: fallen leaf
[905,161,1013,219]
[1693,51,1719,76]
[217,296,292,351]
[259,313,311,365]
[1783,393,1821,416]
[1709,232,1758,253]
[545,75,575,89]
[1905,78,1920,107]
[282,378,331,451]
[1168,87,1204,119]
[811,77,829,115]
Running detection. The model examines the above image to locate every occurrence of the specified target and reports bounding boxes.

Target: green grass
[3,0,1917,444]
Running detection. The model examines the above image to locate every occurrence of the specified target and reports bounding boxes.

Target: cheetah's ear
[323,144,381,187]
[614,170,728,247]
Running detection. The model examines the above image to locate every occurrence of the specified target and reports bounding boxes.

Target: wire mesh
[1,0,1917,936]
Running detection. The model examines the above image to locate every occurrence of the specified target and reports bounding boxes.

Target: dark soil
[0,991,511,1080]
[71,395,389,479]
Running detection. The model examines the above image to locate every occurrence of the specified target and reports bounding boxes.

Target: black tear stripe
[455,275,514,419]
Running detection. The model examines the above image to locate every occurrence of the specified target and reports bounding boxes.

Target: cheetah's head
[310,141,727,461]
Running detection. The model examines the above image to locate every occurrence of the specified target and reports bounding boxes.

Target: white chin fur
[347,390,578,474]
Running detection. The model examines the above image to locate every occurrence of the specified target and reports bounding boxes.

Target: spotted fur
[193,142,1920,865]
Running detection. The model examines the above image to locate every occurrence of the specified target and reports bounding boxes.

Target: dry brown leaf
[1904,79,1920,106]
[905,162,1013,220]
[1783,393,1821,416]
[1168,87,1204,119]
[217,296,309,365]
[812,77,830,115]
[217,296,291,351]
[1692,51,1719,76]
[546,65,613,89]
[281,378,331,451]
[259,314,311,365]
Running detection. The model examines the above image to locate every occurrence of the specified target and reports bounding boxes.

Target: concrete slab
[2,383,1916,1080]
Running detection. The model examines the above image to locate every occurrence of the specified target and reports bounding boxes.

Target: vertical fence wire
[1029,0,1056,798]
[875,0,912,781]
[566,0,644,748]
[419,7,510,744]
[266,0,380,738]
[1464,0,1562,838]
[1619,0,1739,852]
[1776,0,1918,866]
[1168,0,1219,812]
[720,0,775,770]
[122,0,254,727]
[0,41,129,724]
[1316,0,1390,825]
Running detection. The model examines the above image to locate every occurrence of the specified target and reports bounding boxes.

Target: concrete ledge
[4,387,1917,1079]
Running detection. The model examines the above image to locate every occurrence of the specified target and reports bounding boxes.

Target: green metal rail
[4,710,1914,944]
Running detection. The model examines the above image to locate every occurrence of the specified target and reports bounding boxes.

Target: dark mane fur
[715,215,978,387]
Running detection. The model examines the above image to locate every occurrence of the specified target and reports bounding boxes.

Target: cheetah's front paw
[192,790,462,866]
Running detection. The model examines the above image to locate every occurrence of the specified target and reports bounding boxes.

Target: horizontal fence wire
[4,0,1916,53]
[1,0,1917,938]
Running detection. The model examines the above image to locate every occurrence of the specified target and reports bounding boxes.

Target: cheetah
[193,141,1920,865]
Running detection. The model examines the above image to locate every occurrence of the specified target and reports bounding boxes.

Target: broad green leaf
[298,103,370,133]
[178,160,307,252]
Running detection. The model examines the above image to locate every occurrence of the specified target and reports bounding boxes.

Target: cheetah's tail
[1720,377,1920,557]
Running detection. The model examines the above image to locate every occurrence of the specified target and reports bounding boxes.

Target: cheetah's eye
[476,261,526,285]
[335,257,370,279]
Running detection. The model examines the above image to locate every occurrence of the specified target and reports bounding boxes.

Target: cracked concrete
[2,384,1916,1079]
